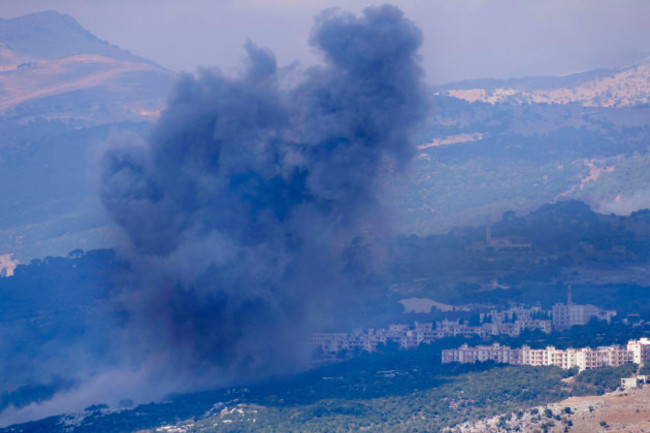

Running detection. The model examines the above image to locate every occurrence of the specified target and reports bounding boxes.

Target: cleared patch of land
[451,385,650,433]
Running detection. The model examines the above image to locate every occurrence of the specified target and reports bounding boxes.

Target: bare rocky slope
[449,385,650,433]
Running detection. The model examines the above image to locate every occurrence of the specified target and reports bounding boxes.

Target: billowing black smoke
[101,4,427,385]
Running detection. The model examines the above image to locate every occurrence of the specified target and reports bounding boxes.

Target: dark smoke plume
[101,4,427,387]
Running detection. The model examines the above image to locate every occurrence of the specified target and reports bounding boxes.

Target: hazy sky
[1,0,650,84]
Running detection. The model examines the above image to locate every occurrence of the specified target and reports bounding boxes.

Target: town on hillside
[311,288,618,355]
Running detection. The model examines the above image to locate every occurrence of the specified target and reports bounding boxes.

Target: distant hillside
[386,199,650,311]
[0,11,175,262]
[385,90,650,235]
[3,11,650,264]
[0,11,173,123]
[436,58,650,107]
[0,11,150,63]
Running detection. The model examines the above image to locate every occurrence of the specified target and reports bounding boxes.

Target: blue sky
[2,0,650,84]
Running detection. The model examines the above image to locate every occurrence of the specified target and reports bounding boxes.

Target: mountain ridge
[435,56,650,107]
[0,11,155,66]
[2,10,650,263]
[0,10,174,122]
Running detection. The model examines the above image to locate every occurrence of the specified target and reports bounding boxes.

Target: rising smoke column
[101,4,427,384]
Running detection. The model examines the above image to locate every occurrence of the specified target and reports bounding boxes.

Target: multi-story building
[571,346,632,370]
[311,333,351,353]
[443,341,637,371]
[520,319,553,334]
[441,343,522,365]
[551,287,617,331]
[627,338,650,364]
[552,303,599,330]
[520,346,546,366]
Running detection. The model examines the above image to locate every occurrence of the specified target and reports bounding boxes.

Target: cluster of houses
[442,338,650,372]
[311,314,551,355]
[311,296,616,355]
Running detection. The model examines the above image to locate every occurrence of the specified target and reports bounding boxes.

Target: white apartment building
[627,338,650,364]
[443,341,638,371]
